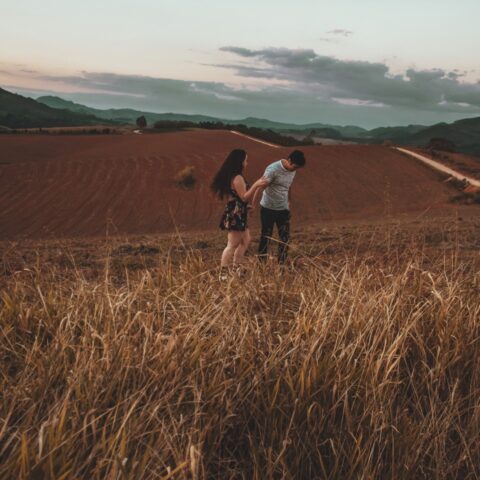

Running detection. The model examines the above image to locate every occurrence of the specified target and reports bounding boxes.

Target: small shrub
[174,166,196,189]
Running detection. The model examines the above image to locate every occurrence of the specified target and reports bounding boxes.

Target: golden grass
[1,221,480,479]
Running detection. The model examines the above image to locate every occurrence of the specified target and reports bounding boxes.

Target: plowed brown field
[0,130,465,239]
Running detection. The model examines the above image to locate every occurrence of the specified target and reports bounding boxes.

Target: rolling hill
[36,95,366,137]
[399,117,480,155]
[350,118,480,156]
[0,88,109,128]
[357,124,426,141]
[36,95,221,125]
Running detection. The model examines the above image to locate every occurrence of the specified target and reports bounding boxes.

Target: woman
[211,149,268,269]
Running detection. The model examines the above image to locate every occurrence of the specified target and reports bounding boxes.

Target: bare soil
[1,130,478,240]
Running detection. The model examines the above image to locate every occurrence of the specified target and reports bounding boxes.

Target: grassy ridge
[1,224,480,479]
[0,88,108,129]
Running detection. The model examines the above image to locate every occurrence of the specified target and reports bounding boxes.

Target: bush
[174,165,196,189]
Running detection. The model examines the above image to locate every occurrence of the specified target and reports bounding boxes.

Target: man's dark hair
[288,150,306,167]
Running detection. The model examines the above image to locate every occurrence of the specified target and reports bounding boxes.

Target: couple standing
[211,149,306,269]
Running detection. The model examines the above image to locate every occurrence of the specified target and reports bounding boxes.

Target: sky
[1,0,480,127]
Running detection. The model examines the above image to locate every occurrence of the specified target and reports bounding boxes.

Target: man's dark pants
[258,206,291,263]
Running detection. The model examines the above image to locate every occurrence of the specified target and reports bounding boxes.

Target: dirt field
[0,130,477,240]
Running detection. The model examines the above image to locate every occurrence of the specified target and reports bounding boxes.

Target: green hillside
[389,117,480,155]
[37,96,220,125]
[339,117,480,156]
[358,124,426,140]
[0,88,109,128]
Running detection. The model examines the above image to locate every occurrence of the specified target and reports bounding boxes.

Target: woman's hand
[238,176,268,203]
[255,176,269,189]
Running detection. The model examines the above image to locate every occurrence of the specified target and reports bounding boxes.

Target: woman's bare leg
[233,229,251,265]
[221,231,243,267]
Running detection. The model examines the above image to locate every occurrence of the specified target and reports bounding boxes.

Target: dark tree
[136,116,147,129]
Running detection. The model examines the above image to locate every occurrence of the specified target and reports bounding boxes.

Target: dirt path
[396,147,480,188]
[229,130,280,148]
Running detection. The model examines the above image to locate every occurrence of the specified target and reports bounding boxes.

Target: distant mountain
[36,96,220,125]
[228,116,366,137]
[13,92,480,154]
[357,124,426,140]
[0,88,110,128]
[305,127,344,140]
[406,117,480,145]
[36,95,367,137]
[279,124,366,138]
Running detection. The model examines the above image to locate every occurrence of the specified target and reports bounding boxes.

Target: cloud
[3,49,480,128]
[332,97,386,108]
[315,28,353,44]
[218,46,480,113]
[5,70,402,127]
[13,70,259,114]
[190,82,243,101]
[317,37,339,44]
[327,29,353,37]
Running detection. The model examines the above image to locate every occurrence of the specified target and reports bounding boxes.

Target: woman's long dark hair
[210,149,246,199]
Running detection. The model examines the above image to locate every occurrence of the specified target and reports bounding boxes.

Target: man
[255,150,306,263]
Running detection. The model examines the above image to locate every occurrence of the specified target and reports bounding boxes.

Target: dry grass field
[1,130,480,478]
[1,215,480,479]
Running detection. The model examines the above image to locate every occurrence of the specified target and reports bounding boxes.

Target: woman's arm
[251,180,268,207]
[232,175,268,202]
[251,187,260,208]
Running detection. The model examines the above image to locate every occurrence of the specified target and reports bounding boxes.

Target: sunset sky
[2,0,480,127]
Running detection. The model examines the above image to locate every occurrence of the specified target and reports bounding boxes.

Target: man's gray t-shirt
[260,160,296,211]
